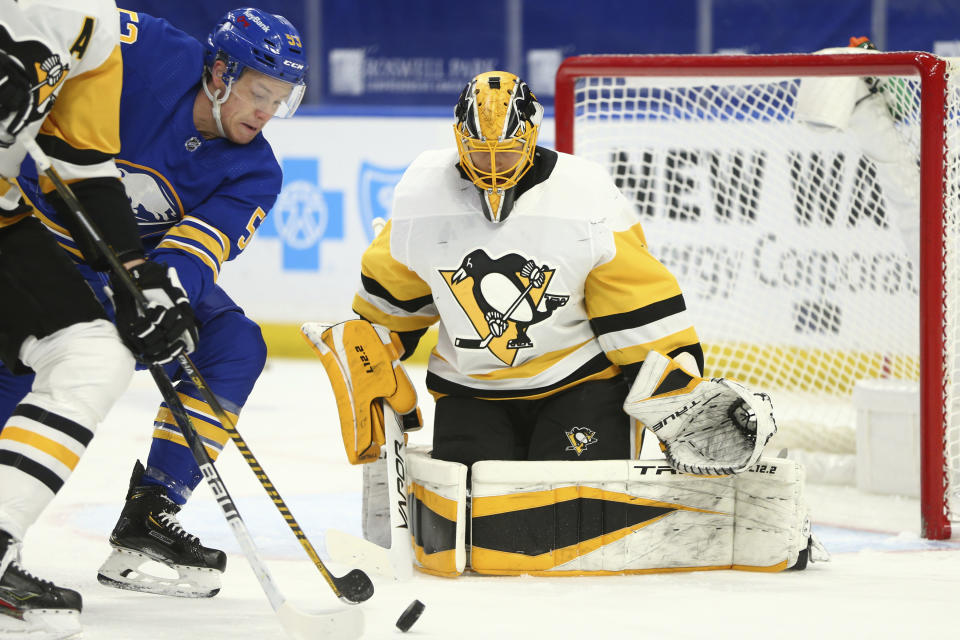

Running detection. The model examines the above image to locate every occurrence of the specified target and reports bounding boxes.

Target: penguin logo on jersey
[441,249,569,365]
[565,426,598,456]
[117,163,183,227]
[0,29,70,133]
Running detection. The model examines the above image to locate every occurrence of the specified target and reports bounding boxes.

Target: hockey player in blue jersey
[2,7,307,598]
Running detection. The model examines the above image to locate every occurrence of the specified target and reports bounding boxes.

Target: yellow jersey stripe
[151,429,221,460]
[39,44,122,156]
[154,409,230,447]
[585,223,685,317]
[360,220,434,302]
[353,296,439,332]
[0,426,81,470]
[163,225,226,267]
[156,238,221,279]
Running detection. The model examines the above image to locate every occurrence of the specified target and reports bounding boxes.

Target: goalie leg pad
[301,320,422,464]
[469,457,812,575]
[407,448,467,577]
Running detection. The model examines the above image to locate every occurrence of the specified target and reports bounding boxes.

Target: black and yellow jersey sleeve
[585,220,704,374]
[352,219,440,333]
[35,43,122,185]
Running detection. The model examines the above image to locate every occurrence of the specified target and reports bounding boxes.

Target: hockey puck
[395,599,425,632]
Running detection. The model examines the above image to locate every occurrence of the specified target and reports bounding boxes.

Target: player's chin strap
[202,73,233,139]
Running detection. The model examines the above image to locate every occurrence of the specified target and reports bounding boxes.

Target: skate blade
[0,608,81,639]
[97,548,221,598]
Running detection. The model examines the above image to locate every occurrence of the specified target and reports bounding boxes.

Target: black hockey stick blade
[334,569,375,604]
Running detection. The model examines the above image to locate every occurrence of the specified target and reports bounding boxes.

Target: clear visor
[230,71,306,119]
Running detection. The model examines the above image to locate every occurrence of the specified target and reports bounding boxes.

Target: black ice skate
[97,461,226,598]
[0,529,82,639]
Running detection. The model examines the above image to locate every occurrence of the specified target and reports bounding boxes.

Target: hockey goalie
[303,70,827,578]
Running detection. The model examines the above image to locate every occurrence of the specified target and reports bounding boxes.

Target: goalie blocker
[302,320,422,464]
[407,449,824,577]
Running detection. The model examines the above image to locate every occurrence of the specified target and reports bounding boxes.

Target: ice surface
[22,360,960,639]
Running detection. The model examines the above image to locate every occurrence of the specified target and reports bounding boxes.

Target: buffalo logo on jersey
[441,249,569,365]
[117,163,183,226]
[565,426,598,456]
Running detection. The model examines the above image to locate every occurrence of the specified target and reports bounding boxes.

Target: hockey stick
[171,352,374,604]
[321,216,414,579]
[383,400,414,578]
[369,217,414,578]
[454,267,544,349]
[23,139,373,605]
[326,402,415,580]
[21,139,367,637]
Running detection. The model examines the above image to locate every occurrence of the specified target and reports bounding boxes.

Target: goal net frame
[555,52,953,540]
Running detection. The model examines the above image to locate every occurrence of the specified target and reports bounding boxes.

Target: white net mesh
[567,58,960,527]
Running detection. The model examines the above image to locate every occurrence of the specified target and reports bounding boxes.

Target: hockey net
[555,52,959,539]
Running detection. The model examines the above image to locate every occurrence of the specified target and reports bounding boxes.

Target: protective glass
[230,69,305,119]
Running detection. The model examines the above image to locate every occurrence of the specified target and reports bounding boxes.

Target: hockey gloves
[109,261,198,365]
[624,350,776,476]
[303,319,422,465]
[0,52,33,148]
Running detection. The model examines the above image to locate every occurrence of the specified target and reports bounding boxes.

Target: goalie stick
[322,217,415,579]
[22,138,367,638]
[322,401,415,580]
[454,264,545,349]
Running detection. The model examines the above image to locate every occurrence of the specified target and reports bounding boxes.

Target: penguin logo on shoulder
[440,249,569,365]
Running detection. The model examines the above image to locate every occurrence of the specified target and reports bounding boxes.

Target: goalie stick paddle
[300,321,415,580]
[453,266,544,349]
[21,139,369,634]
[324,404,415,581]
[382,400,415,580]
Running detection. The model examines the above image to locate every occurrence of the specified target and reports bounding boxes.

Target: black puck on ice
[395,599,425,632]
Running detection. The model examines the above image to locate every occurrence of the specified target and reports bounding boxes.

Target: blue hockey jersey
[18,9,282,305]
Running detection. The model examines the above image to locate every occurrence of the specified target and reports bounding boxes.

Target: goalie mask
[454,71,544,223]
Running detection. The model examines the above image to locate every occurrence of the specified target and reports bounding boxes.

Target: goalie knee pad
[407,449,468,577]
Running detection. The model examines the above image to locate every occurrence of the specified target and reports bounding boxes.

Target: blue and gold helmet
[204,8,307,118]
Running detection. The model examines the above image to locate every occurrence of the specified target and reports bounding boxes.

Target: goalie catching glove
[304,319,422,464]
[624,350,776,476]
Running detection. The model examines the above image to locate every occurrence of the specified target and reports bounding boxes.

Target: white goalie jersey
[353,147,702,399]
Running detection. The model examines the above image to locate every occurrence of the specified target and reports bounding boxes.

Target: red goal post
[555,53,955,539]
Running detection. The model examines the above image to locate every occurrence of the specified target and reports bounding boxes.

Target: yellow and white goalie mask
[454,71,544,223]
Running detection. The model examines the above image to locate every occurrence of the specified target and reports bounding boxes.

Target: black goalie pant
[0,217,108,373]
[432,377,631,468]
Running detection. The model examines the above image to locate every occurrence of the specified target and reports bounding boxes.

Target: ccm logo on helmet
[283,60,304,69]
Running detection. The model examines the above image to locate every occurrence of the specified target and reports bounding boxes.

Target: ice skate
[0,530,82,639]
[97,461,226,598]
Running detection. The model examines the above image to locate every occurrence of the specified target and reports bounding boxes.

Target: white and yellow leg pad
[407,454,813,577]
[407,449,468,577]
[469,457,810,575]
